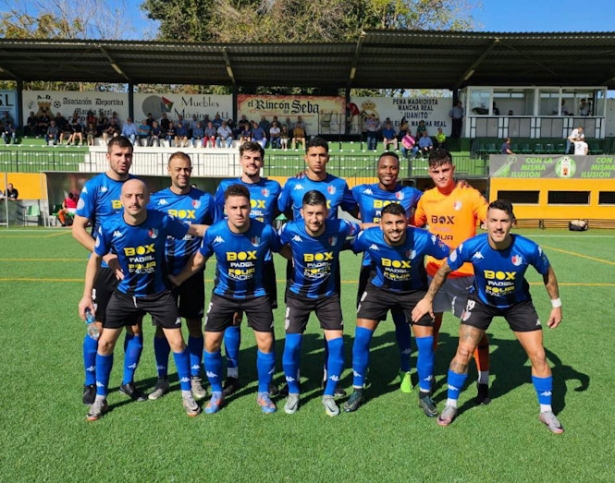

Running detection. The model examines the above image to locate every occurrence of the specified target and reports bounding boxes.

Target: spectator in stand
[259,116,270,147]
[121,117,138,145]
[251,120,266,148]
[58,192,78,226]
[59,120,73,145]
[192,121,205,147]
[212,113,223,128]
[54,112,67,132]
[449,100,464,138]
[145,112,155,128]
[401,132,418,159]
[579,99,590,116]
[25,111,38,137]
[150,121,162,147]
[160,113,171,132]
[292,119,307,151]
[189,114,199,138]
[269,120,281,149]
[86,122,97,146]
[492,102,500,115]
[415,120,427,138]
[37,112,51,137]
[86,110,97,129]
[381,120,398,151]
[566,126,584,154]
[418,131,434,155]
[574,138,589,155]
[204,121,217,148]
[435,127,446,149]
[109,111,121,129]
[217,120,233,148]
[175,121,189,148]
[137,119,151,147]
[165,121,176,147]
[3,122,17,144]
[365,114,381,151]
[96,111,109,137]
[69,118,84,145]
[237,115,250,136]
[501,137,514,154]
[280,124,290,151]
[103,118,120,142]
[239,122,252,144]
[46,120,60,145]
[6,183,18,200]
[560,100,569,116]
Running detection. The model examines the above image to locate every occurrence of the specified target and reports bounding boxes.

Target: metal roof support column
[16,80,23,129]
[128,83,134,122]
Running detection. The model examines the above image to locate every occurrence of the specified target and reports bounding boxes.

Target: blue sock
[256,350,275,393]
[83,334,98,385]
[532,375,553,406]
[188,335,204,377]
[415,336,435,392]
[153,336,170,378]
[324,337,344,397]
[204,350,223,392]
[95,353,114,397]
[172,348,192,392]
[224,326,241,378]
[122,334,143,385]
[282,333,302,394]
[447,369,468,402]
[392,309,411,372]
[352,327,373,388]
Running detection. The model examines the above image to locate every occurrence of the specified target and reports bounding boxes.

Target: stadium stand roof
[1,30,615,89]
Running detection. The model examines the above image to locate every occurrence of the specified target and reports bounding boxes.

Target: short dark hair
[428,148,453,168]
[168,151,192,165]
[107,135,133,153]
[224,183,250,201]
[381,202,406,217]
[488,199,515,219]
[239,141,265,158]
[378,151,400,164]
[302,190,327,207]
[306,136,329,153]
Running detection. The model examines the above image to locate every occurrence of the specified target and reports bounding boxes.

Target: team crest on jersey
[450,250,458,262]
[453,201,462,210]
[101,186,108,193]
[511,255,523,266]
[327,185,336,195]
[192,199,201,209]
[251,236,260,246]
[261,188,270,197]
[77,198,85,210]
[329,236,338,246]
[395,191,404,200]
[148,228,159,239]
[406,249,416,259]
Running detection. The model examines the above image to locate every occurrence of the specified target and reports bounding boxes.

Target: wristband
[551,298,562,308]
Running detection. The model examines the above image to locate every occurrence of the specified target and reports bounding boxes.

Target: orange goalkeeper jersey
[414,185,488,277]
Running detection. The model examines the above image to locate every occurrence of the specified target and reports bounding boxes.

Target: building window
[497,190,539,204]
[547,191,590,204]
[598,192,615,204]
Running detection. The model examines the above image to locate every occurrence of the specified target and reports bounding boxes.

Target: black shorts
[205,293,273,333]
[284,291,343,334]
[177,270,205,319]
[263,259,278,309]
[92,267,119,324]
[357,284,433,327]
[105,290,180,330]
[461,294,542,332]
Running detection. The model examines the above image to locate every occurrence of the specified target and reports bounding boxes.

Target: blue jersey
[352,183,423,267]
[215,178,281,225]
[199,219,280,299]
[278,174,356,220]
[353,226,449,292]
[280,219,360,298]
[75,173,136,268]
[148,187,220,275]
[447,234,551,309]
[94,210,189,296]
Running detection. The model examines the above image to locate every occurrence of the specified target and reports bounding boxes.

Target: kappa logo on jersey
[148,228,158,239]
[511,255,523,266]
[261,188,270,197]
[329,236,338,246]
[227,250,257,261]
[382,258,411,268]
[363,188,373,195]
[213,236,225,244]
[484,270,516,280]
[292,235,303,242]
[453,201,462,210]
[112,230,123,238]
[250,236,260,247]
[124,244,155,256]
[304,252,333,262]
[82,186,88,194]
[157,199,168,206]
[430,215,455,224]
[369,244,379,251]
[294,183,305,190]
[101,187,108,193]
[168,209,196,219]
[328,185,336,195]
[192,199,201,209]
[472,251,484,260]
[250,199,266,209]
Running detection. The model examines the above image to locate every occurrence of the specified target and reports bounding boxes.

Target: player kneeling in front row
[412,199,564,433]
[344,203,450,415]
[171,184,279,414]
[78,179,209,421]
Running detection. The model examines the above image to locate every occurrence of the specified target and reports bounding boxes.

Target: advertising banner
[0,91,18,124]
[237,95,345,135]
[349,97,452,135]
[490,154,615,179]
[134,93,232,123]
[22,91,129,123]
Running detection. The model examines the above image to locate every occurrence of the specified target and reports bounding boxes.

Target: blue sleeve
[351,229,368,254]
[426,233,450,260]
[75,181,97,219]
[279,222,292,245]
[165,215,190,240]
[340,183,358,213]
[199,230,214,258]
[265,225,281,253]
[447,242,468,271]
[94,226,110,256]
[214,182,226,211]
[277,182,292,214]
[532,245,551,275]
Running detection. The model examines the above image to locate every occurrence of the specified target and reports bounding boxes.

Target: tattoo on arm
[426,262,452,299]
[543,266,560,299]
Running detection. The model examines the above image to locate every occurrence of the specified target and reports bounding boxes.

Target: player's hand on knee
[411,298,433,323]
